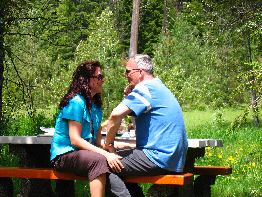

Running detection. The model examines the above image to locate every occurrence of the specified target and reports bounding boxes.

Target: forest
[0,1,262,196]
[0,0,262,137]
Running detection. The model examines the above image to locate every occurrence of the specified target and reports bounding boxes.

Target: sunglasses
[90,74,104,80]
[125,69,141,74]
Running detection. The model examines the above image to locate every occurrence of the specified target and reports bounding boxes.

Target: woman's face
[89,67,105,97]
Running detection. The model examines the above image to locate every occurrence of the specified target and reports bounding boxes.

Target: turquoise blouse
[50,95,103,161]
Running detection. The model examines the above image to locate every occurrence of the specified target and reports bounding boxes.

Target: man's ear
[139,69,144,80]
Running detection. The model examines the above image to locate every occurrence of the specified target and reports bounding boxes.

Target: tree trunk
[243,29,259,126]
[163,0,167,34]
[175,0,184,13]
[0,2,5,135]
[129,0,140,58]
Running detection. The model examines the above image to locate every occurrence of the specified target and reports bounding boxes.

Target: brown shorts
[51,150,109,182]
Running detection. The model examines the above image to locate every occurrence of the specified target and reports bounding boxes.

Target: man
[104,54,188,197]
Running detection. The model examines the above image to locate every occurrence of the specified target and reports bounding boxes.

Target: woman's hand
[104,152,123,173]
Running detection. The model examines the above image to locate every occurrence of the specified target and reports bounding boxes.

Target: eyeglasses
[90,74,104,80]
[125,69,142,74]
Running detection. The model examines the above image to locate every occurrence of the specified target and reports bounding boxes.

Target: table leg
[9,144,75,197]
[146,184,174,197]
[9,144,55,196]
[0,177,13,197]
[145,148,205,197]
[178,147,205,197]
[55,179,75,197]
[194,175,216,197]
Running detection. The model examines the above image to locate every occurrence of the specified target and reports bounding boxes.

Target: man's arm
[104,104,132,152]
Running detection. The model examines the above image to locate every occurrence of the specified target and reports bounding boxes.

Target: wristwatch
[104,141,114,146]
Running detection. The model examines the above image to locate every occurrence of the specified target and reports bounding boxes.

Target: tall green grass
[183,108,261,197]
[0,107,261,196]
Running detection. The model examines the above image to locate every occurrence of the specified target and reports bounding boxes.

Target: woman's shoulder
[65,95,86,110]
[70,94,85,104]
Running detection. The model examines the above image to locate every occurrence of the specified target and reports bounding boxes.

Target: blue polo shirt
[50,95,103,161]
[120,78,188,172]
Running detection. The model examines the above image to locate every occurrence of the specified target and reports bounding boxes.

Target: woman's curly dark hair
[59,61,103,110]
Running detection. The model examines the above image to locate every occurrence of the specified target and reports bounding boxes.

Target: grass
[183,107,262,197]
[0,106,261,196]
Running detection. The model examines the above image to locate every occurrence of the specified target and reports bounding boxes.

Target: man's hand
[124,85,134,98]
[103,143,116,153]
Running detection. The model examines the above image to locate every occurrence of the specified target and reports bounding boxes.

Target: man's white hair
[131,54,154,75]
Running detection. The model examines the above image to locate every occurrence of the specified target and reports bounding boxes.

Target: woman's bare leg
[89,173,106,197]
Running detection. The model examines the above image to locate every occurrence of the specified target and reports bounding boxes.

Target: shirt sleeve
[121,84,152,117]
[61,96,85,124]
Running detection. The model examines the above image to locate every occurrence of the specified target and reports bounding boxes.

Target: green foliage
[153,16,213,109]
[152,2,262,111]
[118,0,164,56]
[2,0,118,127]
[182,0,207,36]
[184,108,261,197]
[2,107,58,136]
[138,0,164,56]
[74,8,126,119]
[117,0,133,54]
[1,1,262,196]
[153,15,203,78]
[3,0,262,126]
[226,61,262,133]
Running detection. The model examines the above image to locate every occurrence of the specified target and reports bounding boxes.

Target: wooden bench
[0,166,193,196]
[194,166,232,196]
[194,166,232,175]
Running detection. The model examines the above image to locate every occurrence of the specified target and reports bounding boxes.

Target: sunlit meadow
[0,107,261,196]
[184,108,261,197]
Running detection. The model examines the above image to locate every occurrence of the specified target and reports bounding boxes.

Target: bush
[2,108,58,136]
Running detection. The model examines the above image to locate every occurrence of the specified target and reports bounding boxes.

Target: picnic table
[0,136,223,196]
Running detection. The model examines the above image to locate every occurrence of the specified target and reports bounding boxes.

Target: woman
[50,61,121,197]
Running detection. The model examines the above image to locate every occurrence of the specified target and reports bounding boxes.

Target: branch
[5,50,27,103]
[6,32,69,47]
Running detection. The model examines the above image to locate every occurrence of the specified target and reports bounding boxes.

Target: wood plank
[123,173,194,185]
[194,166,232,175]
[0,167,193,185]
[0,167,89,181]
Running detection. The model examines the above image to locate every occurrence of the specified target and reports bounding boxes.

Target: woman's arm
[68,120,124,172]
[94,126,103,147]
[94,127,136,150]
[69,120,107,154]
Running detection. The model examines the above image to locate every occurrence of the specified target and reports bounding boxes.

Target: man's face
[125,58,140,88]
